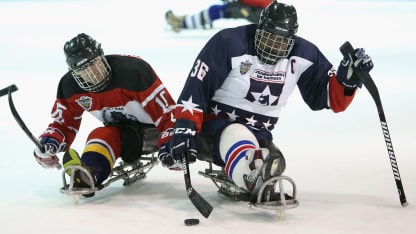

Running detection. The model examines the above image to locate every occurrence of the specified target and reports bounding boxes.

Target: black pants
[117,123,157,163]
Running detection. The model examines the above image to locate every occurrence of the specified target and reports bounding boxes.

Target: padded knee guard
[219,123,261,189]
[196,131,216,162]
[120,126,143,163]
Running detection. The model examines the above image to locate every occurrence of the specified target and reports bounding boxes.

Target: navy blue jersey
[174,24,354,134]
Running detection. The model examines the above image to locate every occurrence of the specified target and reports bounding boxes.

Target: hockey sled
[60,153,158,197]
[60,128,159,201]
[198,162,299,211]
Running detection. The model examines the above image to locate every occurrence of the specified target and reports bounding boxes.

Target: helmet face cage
[254,29,295,65]
[72,55,111,92]
[255,1,298,65]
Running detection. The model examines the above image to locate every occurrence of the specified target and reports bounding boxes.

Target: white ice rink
[0,0,415,233]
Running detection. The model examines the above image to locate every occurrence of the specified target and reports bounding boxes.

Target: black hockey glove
[170,119,197,165]
[158,128,181,170]
[158,142,182,170]
[158,142,173,166]
[353,48,374,71]
[337,48,373,93]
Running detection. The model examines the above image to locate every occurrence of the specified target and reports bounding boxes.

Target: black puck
[184,218,200,226]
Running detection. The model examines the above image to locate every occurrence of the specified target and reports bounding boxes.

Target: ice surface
[0,0,415,233]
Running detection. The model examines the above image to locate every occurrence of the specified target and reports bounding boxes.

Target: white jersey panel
[212,55,313,119]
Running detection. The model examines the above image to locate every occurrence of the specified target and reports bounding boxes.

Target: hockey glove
[170,119,197,165]
[352,48,373,72]
[33,148,61,169]
[337,48,373,90]
[39,128,67,155]
[158,142,182,171]
[34,128,66,169]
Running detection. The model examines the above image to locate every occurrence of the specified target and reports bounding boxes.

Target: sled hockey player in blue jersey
[158,0,374,207]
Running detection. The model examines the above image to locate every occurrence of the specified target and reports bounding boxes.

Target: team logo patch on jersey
[251,69,285,83]
[244,69,285,106]
[239,60,252,75]
[76,96,93,110]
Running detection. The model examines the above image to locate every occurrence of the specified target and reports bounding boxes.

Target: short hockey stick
[340,41,408,207]
[0,84,18,97]
[8,87,62,169]
[182,152,213,218]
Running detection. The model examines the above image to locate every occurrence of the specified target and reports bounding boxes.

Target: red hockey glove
[33,148,61,169]
[33,128,66,169]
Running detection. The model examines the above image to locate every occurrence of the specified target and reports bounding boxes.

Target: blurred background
[0,0,415,233]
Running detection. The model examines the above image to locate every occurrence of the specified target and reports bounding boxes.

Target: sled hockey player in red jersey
[33,33,176,197]
[158,1,374,209]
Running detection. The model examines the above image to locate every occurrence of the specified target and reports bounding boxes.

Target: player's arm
[166,31,231,170]
[34,98,82,168]
[328,75,356,113]
[174,31,231,131]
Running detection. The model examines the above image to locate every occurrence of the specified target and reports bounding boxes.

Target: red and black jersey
[46,54,175,148]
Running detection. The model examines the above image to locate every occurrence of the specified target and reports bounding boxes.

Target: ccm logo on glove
[174,128,196,136]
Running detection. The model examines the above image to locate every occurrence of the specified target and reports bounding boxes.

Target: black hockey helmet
[63,33,111,92]
[64,33,104,70]
[257,1,298,38]
[254,1,298,65]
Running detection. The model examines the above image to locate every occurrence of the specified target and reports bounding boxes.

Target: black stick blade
[182,153,213,218]
[0,84,18,97]
[187,187,214,218]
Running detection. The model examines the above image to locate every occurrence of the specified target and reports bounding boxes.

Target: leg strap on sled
[60,165,98,196]
[255,175,298,210]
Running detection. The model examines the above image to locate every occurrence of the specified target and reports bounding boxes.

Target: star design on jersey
[207,102,278,131]
[250,85,279,106]
[179,96,200,115]
[263,119,273,130]
[226,110,239,121]
[211,105,221,115]
[245,115,257,126]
